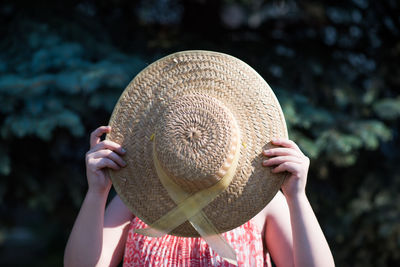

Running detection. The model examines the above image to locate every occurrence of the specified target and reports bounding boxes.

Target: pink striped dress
[123,217,272,267]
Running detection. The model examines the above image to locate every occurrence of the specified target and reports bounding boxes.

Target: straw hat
[107,50,288,237]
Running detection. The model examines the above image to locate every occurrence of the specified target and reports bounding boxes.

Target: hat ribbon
[135,134,241,265]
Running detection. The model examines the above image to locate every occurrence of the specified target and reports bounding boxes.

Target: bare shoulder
[263,191,295,267]
[104,195,135,226]
[265,191,289,218]
[99,195,135,267]
[252,191,288,233]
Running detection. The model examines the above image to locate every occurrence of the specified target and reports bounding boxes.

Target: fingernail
[121,148,126,153]
[262,160,268,166]
[264,150,270,155]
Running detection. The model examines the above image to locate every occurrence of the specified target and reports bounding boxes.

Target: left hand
[262,139,310,200]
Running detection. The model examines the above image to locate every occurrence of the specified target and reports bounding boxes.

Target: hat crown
[154,94,240,192]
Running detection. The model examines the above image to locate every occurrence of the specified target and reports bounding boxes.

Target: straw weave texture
[107,50,288,237]
[155,94,239,192]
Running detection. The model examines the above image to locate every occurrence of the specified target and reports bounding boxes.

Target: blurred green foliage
[0,0,399,266]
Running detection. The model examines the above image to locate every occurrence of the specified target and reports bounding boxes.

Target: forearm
[64,189,109,267]
[286,194,335,267]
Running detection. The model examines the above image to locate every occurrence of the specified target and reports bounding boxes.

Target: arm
[64,126,133,267]
[263,139,335,267]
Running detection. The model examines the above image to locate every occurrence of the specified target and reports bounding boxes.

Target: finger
[94,157,121,171]
[262,156,302,167]
[91,149,127,167]
[272,162,301,174]
[263,147,300,157]
[90,140,126,155]
[271,139,302,153]
[90,126,111,149]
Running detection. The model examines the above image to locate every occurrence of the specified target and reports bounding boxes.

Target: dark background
[0,0,399,266]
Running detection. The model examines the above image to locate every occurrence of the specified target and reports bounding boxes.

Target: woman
[64,125,335,267]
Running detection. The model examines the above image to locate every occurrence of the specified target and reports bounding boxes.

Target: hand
[85,126,127,195]
[262,139,310,200]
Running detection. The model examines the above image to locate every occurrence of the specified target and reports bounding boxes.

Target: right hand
[85,126,127,194]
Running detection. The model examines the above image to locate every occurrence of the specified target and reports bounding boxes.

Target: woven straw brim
[107,50,288,237]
